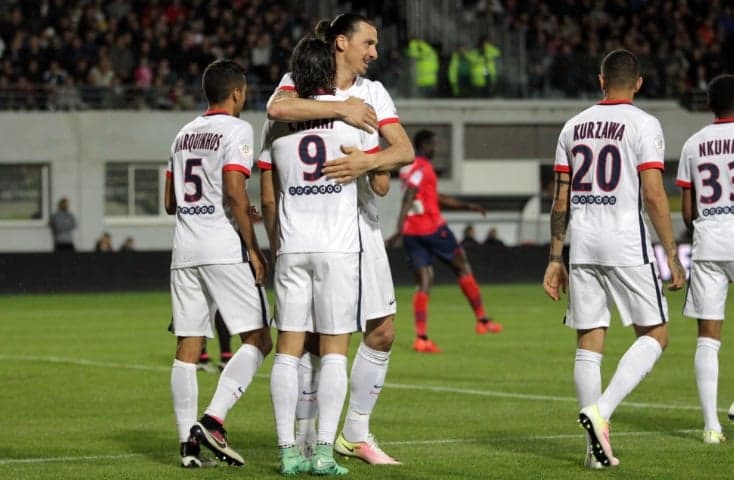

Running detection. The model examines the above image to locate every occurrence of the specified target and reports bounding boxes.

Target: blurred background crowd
[0,0,731,110]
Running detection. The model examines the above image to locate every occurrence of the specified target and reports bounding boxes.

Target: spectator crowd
[0,0,733,109]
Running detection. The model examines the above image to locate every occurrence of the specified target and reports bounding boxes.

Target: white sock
[574,348,602,452]
[695,337,721,432]
[296,353,319,446]
[204,344,263,422]
[171,359,198,443]
[342,342,391,442]
[270,353,301,447]
[598,335,663,420]
[316,353,348,445]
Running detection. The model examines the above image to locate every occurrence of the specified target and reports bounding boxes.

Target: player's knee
[364,317,395,351]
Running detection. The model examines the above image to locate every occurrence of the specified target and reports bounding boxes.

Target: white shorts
[683,260,734,320]
[360,219,396,324]
[564,263,669,330]
[274,252,361,335]
[170,263,269,338]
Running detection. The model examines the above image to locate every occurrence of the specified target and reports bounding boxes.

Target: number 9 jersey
[554,100,666,266]
[167,111,255,268]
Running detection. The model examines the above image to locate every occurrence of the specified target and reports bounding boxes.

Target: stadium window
[105,162,167,217]
[0,164,49,221]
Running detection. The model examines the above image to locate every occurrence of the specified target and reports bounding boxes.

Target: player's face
[339,22,378,76]
[232,81,246,116]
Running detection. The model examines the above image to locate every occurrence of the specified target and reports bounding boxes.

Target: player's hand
[338,97,378,133]
[249,248,267,285]
[323,145,375,184]
[248,205,263,223]
[666,254,685,291]
[468,202,487,217]
[543,261,568,301]
[385,232,402,248]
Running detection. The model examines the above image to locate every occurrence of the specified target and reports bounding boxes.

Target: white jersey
[275,73,399,229]
[555,101,666,266]
[258,94,380,254]
[167,111,255,268]
[676,119,734,260]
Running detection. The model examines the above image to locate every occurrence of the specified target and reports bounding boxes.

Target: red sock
[458,274,486,321]
[413,291,429,337]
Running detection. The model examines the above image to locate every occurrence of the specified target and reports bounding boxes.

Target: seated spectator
[461,224,481,248]
[119,236,135,251]
[484,227,505,247]
[95,232,114,252]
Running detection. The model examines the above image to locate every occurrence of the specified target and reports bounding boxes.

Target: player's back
[678,120,734,260]
[264,95,378,254]
[169,113,254,268]
[399,156,443,236]
[557,101,665,266]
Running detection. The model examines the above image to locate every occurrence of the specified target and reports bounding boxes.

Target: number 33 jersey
[258,95,380,255]
[676,118,734,261]
[554,101,666,266]
[167,111,255,268]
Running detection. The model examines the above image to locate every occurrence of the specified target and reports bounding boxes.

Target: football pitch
[1,284,733,479]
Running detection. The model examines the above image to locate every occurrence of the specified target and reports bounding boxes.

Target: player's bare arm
[386,186,417,247]
[260,168,280,253]
[164,174,176,215]
[323,122,414,184]
[224,170,266,284]
[543,172,570,301]
[369,171,390,197]
[438,193,487,216]
[267,89,378,133]
[640,168,685,290]
[680,185,695,235]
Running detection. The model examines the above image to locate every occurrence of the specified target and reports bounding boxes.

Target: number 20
[571,144,621,192]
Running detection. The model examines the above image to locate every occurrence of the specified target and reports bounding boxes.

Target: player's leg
[191,264,271,466]
[685,260,729,443]
[214,310,233,369]
[436,225,502,334]
[403,234,441,352]
[336,315,400,464]
[295,333,320,457]
[575,328,607,469]
[170,267,213,468]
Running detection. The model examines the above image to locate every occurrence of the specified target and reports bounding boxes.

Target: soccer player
[542,49,686,468]
[266,13,413,465]
[259,35,380,475]
[388,129,503,353]
[165,59,271,468]
[676,73,734,444]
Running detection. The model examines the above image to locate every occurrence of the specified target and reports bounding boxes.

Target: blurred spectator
[484,227,505,247]
[119,236,135,252]
[95,232,114,252]
[50,197,77,252]
[475,35,501,97]
[406,37,439,97]
[54,76,85,110]
[448,44,473,97]
[461,224,481,248]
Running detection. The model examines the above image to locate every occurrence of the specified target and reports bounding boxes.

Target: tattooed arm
[543,172,570,301]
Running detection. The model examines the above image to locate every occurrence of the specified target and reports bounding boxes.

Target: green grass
[1,284,733,479]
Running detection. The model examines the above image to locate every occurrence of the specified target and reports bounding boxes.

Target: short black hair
[600,49,640,89]
[290,37,336,99]
[201,59,246,104]
[314,13,373,45]
[707,74,734,118]
[413,129,435,150]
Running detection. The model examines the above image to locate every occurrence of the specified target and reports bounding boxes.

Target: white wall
[0,100,710,252]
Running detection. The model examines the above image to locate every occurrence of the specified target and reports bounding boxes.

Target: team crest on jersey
[654,134,664,152]
[239,143,252,160]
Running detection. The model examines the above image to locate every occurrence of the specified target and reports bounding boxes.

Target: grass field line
[0,453,144,465]
[1,354,721,413]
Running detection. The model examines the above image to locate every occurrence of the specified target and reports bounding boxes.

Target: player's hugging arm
[267,89,377,133]
[260,168,280,252]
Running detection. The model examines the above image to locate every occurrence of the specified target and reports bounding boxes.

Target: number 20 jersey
[258,95,380,254]
[167,112,255,268]
[554,101,666,266]
[676,119,734,260]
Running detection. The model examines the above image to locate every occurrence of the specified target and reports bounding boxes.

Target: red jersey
[399,156,445,235]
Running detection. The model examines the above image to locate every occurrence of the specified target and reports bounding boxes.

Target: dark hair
[290,37,336,99]
[707,74,734,118]
[600,49,640,89]
[314,13,372,45]
[201,59,246,104]
[413,129,435,150]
